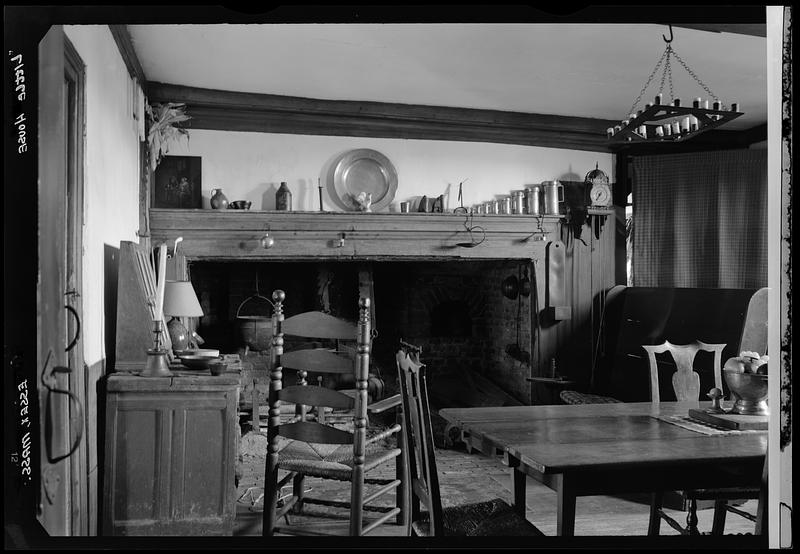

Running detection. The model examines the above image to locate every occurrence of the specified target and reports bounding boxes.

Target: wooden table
[439,402,767,537]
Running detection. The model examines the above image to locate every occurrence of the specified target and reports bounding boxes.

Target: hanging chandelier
[607,25,743,144]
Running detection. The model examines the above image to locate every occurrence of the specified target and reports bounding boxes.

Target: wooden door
[37,25,87,536]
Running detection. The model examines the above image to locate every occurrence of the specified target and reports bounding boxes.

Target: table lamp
[163,280,203,351]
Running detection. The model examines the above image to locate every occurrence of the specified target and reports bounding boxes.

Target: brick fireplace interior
[189,259,535,409]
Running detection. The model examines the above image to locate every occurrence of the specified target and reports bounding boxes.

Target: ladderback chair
[263,290,408,536]
[396,344,543,536]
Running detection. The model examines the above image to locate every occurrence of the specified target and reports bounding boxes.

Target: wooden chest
[102,372,240,536]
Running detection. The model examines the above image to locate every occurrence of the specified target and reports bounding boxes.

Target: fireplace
[189,259,534,405]
[149,209,588,410]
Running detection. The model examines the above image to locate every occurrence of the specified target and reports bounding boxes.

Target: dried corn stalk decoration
[146,102,191,171]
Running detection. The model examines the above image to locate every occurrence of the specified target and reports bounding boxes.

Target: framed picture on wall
[152,156,202,209]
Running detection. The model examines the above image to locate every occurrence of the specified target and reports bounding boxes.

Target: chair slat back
[281,349,355,374]
[278,384,356,410]
[739,287,769,355]
[642,340,726,402]
[396,347,444,536]
[277,420,355,444]
[283,311,358,339]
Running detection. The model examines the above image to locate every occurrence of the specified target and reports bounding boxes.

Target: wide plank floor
[233,431,759,538]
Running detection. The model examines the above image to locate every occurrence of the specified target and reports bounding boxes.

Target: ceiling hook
[662,24,673,44]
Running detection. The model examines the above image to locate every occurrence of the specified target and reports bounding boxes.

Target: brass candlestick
[141,319,173,377]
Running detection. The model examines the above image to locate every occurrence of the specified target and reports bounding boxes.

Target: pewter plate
[328,149,398,211]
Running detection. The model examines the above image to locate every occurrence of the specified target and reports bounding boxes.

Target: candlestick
[318,178,323,212]
[156,243,167,322]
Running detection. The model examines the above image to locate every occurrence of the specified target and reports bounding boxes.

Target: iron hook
[662,24,673,44]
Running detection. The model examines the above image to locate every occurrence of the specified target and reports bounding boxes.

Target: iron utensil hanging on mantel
[545,240,571,321]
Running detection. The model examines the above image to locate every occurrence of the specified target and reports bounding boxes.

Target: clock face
[590,183,612,206]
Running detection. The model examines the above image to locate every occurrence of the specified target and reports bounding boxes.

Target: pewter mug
[526,185,542,215]
[542,181,564,215]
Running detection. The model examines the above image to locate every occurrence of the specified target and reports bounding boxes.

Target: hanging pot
[236,293,273,352]
[501,275,519,299]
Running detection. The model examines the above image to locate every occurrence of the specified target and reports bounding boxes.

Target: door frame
[63,33,87,537]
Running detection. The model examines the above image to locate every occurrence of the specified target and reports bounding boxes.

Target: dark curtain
[631,149,768,288]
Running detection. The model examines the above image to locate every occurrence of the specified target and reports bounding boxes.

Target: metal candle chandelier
[608,25,743,144]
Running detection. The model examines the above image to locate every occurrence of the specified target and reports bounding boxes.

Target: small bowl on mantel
[228,200,252,210]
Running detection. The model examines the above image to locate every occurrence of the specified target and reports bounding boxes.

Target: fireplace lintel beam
[149,209,570,261]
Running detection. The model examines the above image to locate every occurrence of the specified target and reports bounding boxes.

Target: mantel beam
[149,209,565,261]
[147,82,617,153]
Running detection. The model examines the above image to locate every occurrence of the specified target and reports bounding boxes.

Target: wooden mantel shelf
[149,209,563,261]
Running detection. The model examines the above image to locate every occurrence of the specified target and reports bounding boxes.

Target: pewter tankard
[542,181,564,215]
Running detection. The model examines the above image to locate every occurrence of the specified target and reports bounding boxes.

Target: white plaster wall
[166,130,614,212]
[64,25,142,369]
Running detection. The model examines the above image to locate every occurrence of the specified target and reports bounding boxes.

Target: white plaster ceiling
[128,23,767,130]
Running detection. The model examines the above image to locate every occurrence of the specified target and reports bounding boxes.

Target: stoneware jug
[210,188,229,210]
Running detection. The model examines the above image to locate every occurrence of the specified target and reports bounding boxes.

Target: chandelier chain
[627,47,669,116]
[665,54,674,102]
[670,46,720,103]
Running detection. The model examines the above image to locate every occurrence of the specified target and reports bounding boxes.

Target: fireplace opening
[190,258,533,440]
[430,300,472,337]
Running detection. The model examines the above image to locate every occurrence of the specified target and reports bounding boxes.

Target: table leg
[511,466,526,517]
[556,475,576,537]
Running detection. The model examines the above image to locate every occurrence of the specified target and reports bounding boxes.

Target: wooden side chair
[644,340,765,536]
[396,344,543,536]
[263,290,408,536]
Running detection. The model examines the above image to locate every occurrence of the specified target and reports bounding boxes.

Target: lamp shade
[163,280,203,317]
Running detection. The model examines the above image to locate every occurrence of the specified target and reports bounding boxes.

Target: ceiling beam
[148,82,619,153]
[109,24,147,86]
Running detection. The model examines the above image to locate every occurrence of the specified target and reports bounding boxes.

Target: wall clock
[585,164,612,207]
[584,164,611,239]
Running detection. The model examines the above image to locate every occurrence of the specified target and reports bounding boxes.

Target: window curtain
[631,149,768,288]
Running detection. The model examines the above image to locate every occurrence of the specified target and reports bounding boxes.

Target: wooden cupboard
[102,372,240,536]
